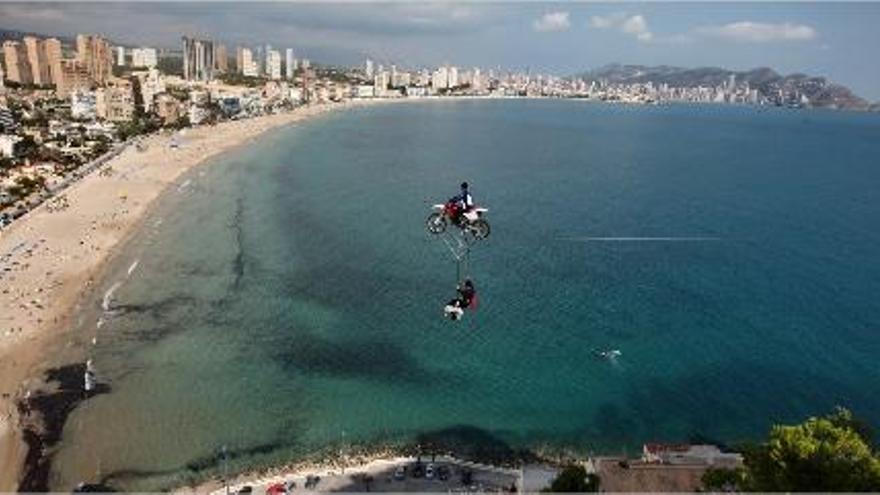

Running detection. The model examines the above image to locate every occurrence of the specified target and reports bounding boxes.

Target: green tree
[15,135,40,159]
[702,467,746,492]
[544,464,600,492]
[741,409,880,491]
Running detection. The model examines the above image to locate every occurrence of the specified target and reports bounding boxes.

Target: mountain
[575,64,872,111]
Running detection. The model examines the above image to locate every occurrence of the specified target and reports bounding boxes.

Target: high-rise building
[131,48,158,68]
[264,44,272,74]
[76,34,112,85]
[240,48,258,77]
[44,38,63,88]
[448,66,459,89]
[266,50,282,80]
[116,46,125,66]
[300,58,310,70]
[214,43,228,73]
[255,46,263,75]
[132,68,164,112]
[285,48,295,79]
[235,46,244,73]
[23,36,50,85]
[182,36,214,81]
[57,59,92,97]
[373,70,388,97]
[365,59,374,78]
[2,41,31,84]
[432,66,448,91]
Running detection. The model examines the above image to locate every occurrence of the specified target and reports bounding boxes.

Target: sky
[2,2,879,100]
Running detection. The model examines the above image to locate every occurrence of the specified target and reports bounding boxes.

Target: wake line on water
[102,281,123,312]
[562,236,721,242]
[98,259,140,326]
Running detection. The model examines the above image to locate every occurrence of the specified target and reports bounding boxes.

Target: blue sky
[2,2,879,100]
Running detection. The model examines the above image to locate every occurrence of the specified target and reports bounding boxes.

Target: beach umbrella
[265,482,286,495]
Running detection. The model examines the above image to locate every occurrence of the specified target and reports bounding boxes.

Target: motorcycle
[425,201,490,240]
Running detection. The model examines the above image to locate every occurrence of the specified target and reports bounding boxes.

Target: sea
[48,100,880,490]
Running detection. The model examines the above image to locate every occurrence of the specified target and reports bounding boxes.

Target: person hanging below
[448,182,474,226]
[444,279,478,321]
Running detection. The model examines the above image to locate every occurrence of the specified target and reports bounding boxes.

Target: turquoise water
[52,100,880,489]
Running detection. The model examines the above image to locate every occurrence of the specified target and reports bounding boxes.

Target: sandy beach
[0,101,366,491]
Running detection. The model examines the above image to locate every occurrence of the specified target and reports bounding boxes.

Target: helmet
[460,182,469,190]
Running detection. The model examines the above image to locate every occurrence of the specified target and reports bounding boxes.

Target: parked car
[393,465,406,480]
[425,463,435,480]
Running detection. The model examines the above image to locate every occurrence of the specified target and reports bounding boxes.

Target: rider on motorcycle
[448,182,474,225]
[444,279,477,321]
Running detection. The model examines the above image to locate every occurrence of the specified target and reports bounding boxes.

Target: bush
[544,464,599,492]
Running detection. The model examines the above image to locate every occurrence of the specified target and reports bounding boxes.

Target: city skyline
[1,2,879,100]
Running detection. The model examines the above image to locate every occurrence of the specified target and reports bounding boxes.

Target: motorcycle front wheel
[426,213,447,234]
[471,219,490,240]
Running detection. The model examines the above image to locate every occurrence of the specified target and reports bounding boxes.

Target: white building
[391,66,410,87]
[266,50,282,80]
[134,68,164,112]
[448,66,459,89]
[432,66,448,91]
[365,59,374,78]
[70,91,97,120]
[240,48,258,77]
[188,104,209,125]
[405,86,428,97]
[472,67,483,92]
[0,134,21,158]
[116,46,125,66]
[373,71,389,97]
[300,59,310,69]
[285,48,295,79]
[131,48,158,68]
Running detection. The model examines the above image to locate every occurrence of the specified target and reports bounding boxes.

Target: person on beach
[444,279,477,321]
[448,182,474,225]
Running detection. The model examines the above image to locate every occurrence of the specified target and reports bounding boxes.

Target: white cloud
[589,13,627,29]
[589,12,653,43]
[696,21,817,43]
[533,11,570,33]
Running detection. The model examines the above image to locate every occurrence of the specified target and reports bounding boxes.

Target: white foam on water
[178,179,192,192]
[127,259,140,277]
[102,281,123,312]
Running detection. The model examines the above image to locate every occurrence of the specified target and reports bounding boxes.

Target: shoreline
[0,100,381,491]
